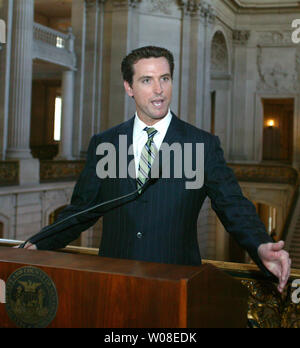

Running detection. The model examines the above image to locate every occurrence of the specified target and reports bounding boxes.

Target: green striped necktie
[137,127,158,192]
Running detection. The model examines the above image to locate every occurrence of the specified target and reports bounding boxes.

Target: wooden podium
[0,247,249,328]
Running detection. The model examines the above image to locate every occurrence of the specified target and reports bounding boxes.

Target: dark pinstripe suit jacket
[34,114,273,271]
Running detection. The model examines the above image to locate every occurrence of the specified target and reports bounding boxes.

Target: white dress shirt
[132,109,172,176]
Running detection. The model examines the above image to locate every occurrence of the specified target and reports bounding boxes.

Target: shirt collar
[133,109,172,136]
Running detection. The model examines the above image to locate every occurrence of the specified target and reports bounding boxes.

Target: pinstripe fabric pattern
[137,127,158,191]
[33,114,274,276]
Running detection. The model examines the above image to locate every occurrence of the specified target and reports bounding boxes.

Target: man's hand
[13,242,37,250]
[258,241,291,293]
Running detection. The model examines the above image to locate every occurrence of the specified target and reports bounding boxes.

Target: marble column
[81,0,104,157]
[0,0,12,160]
[195,3,215,131]
[6,0,33,159]
[178,1,215,129]
[229,30,251,161]
[101,0,140,131]
[72,0,107,159]
[56,70,74,160]
[178,1,193,123]
[72,0,140,158]
[6,0,39,184]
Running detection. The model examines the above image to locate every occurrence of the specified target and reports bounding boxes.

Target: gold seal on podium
[5,266,58,328]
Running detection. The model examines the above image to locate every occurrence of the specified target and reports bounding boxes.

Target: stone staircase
[285,188,300,269]
[286,227,300,269]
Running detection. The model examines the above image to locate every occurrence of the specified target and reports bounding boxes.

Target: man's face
[124,57,173,125]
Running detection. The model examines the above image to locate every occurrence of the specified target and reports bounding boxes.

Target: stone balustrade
[0,161,18,187]
[40,160,85,183]
[32,22,76,70]
[33,22,69,49]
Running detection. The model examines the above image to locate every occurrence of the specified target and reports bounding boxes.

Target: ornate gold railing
[228,163,298,185]
[0,238,299,328]
[203,259,300,328]
[0,161,298,186]
[0,161,19,186]
[39,160,85,182]
[0,160,85,186]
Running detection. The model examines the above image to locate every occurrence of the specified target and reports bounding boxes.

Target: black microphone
[19,175,158,249]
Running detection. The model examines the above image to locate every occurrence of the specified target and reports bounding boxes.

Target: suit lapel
[117,116,137,191]
[161,112,186,145]
[153,113,186,179]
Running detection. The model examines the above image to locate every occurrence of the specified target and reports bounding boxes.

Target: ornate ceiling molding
[223,0,300,12]
[179,0,216,22]
[232,30,250,45]
[111,0,141,9]
[232,0,300,9]
[148,0,174,15]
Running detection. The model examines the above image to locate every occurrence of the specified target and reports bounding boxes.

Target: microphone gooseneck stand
[18,176,157,249]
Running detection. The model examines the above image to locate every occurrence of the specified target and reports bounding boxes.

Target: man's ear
[124,81,134,98]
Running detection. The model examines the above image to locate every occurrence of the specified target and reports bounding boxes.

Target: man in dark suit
[24,46,291,293]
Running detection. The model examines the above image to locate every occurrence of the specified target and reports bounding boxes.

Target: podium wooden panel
[0,247,249,328]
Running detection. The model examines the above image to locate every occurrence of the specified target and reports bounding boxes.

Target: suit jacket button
[136,232,143,239]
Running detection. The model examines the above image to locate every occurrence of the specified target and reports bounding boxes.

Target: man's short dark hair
[121,46,174,86]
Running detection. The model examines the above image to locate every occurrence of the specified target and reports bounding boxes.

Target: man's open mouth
[151,99,164,107]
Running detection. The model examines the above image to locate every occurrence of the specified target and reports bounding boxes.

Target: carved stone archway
[209,29,231,150]
[211,30,229,75]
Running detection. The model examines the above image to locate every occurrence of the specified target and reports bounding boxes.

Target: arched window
[210,30,230,147]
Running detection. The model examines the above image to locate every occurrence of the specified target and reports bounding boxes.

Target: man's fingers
[22,242,37,250]
[12,243,36,250]
[267,241,287,262]
[270,240,285,251]
[285,257,292,282]
[280,253,288,277]
[277,253,292,293]
[25,243,37,250]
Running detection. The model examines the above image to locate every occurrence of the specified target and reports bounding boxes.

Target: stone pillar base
[19,158,40,186]
[54,155,74,161]
[6,148,32,160]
